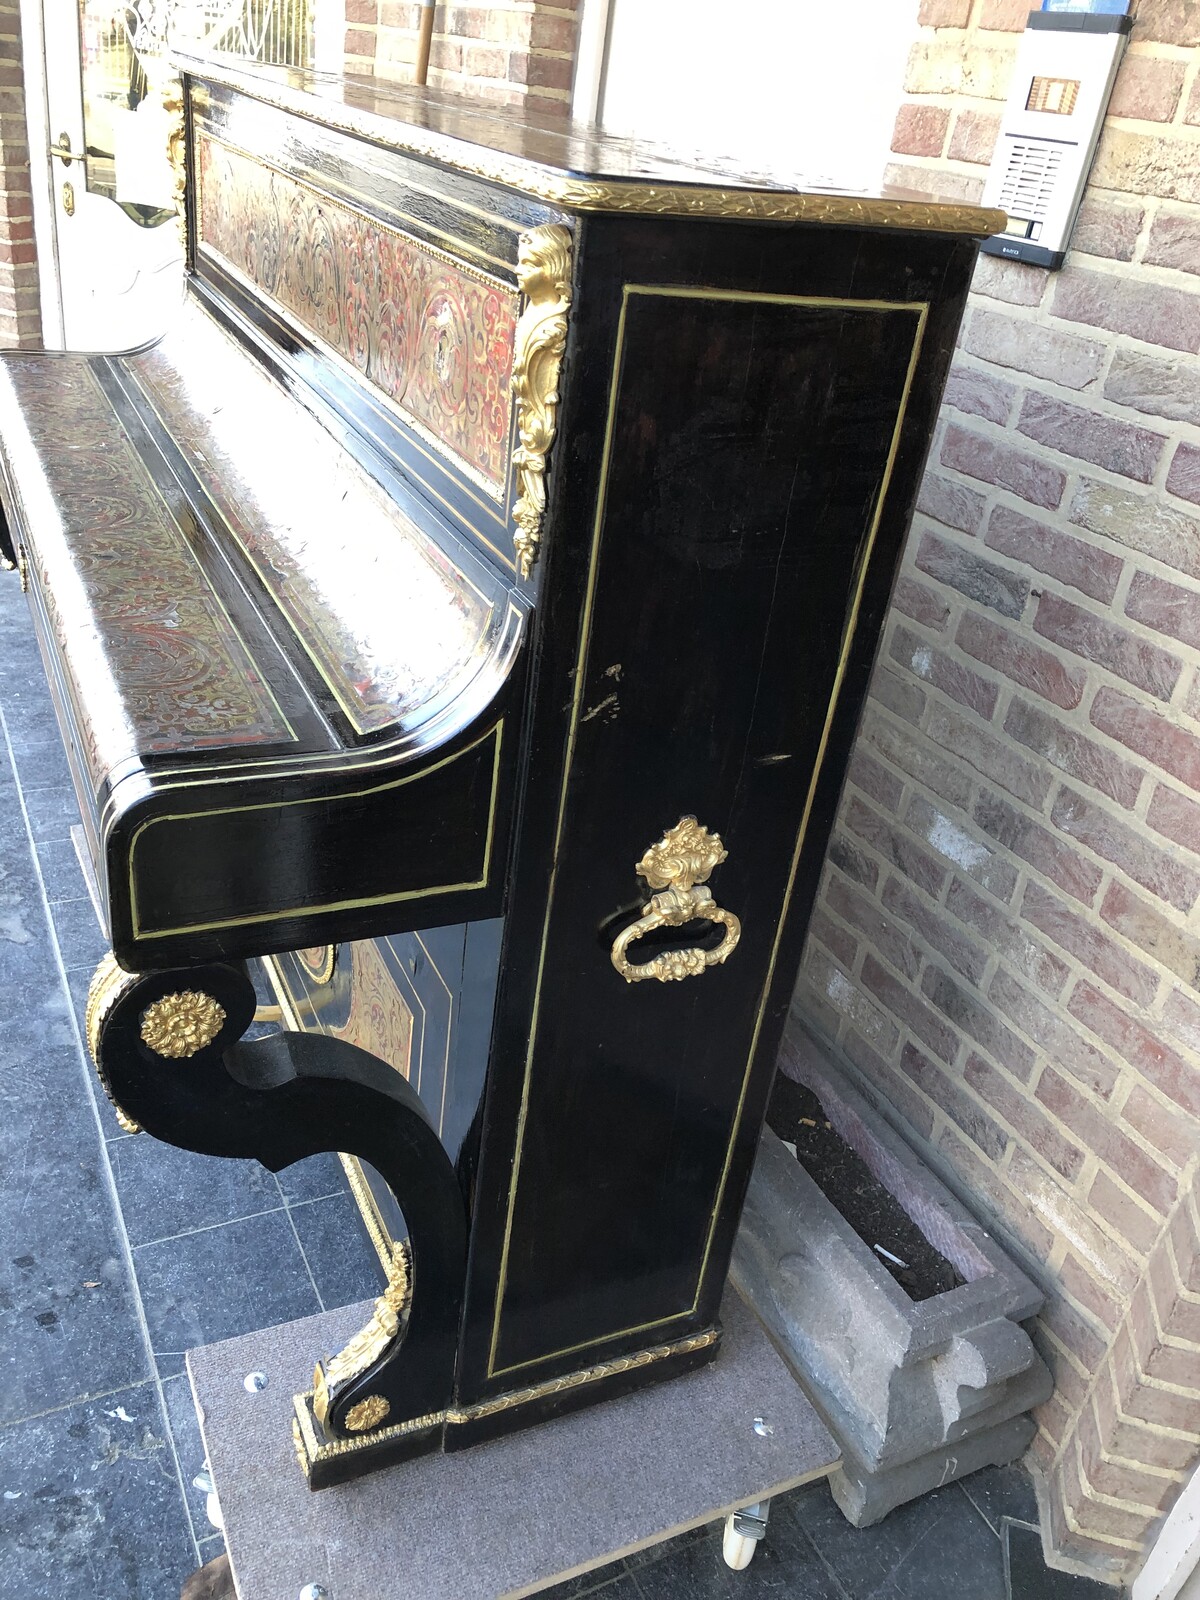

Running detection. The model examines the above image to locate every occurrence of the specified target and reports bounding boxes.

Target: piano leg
[86,953,469,1489]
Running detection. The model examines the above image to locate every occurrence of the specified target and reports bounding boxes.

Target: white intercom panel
[981,10,1131,270]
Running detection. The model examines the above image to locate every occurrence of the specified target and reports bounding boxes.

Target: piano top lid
[183,56,1007,240]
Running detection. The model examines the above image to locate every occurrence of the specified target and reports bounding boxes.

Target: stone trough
[732,1016,1052,1526]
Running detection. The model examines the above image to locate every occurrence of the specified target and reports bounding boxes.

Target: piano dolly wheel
[722,1502,770,1571]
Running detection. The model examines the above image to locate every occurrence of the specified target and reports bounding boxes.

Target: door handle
[49,132,86,167]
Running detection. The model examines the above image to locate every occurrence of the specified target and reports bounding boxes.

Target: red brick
[926,701,1051,808]
[1071,195,1144,264]
[893,575,950,632]
[890,621,999,719]
[1109,53,1187,122]
[940,424,1065,511]
[1017,393,1166,484]
[845,1033,937,1141]
[806,907,858,971]
[1167,442,1200,507]
[907,793,1020,899]
[1058,1252,1127,1334]
[948,109,1001,164]
[899,1041,1008,1158]
[975,790,1103,904]
[1133,0,1200,46]
[1071,478,1200,583]
[940,1125,1058,1257]
[964,307,1105,390]
[1105,350,1200,429]
[984,505,1122,606]
[1023,878,1157,1004]
[918,0,971,22]
[865,708,973,807]
[343,26,377,56]
[949,878,1070,996]
[972,252,1049,305]
[848,746,906,812]
[957,611,1084,710]
[891,103,951,157]
[345,0,378,21]
[979,0,1033,26]
[944,365,1017,425]
[1038,1066,1177,1214]
[1092,686,1200,793]
[1006,697,1144,808]
[529,12,579,52]
[883,874,988,984]
[861,954,962,1064]
[1074,976,1200,1123]
[844,794,949,898]
[916,471,986,535]
[1035,591,1180,701]
[829,830,881,891]
[463,42,506,77]
[1147,784,1200,856]
[1126,572,1200,657]
[915,526,1030,618]
[1054,786,1199,913]
[1122,1081,1199,1173]
[1053,267,1200,354]
[872,664,926,726]
[1144,206,1200,276]
[1088,1169,1164,1255]
[1100,879,1200,993]
[965,1052,1085,1177]
[826,874,920,979]
[520,53,574,91]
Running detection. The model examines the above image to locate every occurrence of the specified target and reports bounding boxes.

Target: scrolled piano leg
[86,953,468,1489]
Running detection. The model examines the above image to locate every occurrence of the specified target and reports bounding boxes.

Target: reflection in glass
[79,0,313,227]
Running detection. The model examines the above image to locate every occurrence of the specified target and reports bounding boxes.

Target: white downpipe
[17,0,64,346]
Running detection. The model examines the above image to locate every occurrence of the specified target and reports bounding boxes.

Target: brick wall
[0,0,40,348]
[794,0,1200,1583]
[344,1,580,118]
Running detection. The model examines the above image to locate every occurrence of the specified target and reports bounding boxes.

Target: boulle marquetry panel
[0,54,1000,1488]
[196,136,520,492]
[0,356,293,787]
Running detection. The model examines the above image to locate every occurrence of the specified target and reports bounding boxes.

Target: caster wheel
[722,1521,758,1570]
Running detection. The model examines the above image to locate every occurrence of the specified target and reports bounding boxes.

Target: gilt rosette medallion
[196,137,519,491]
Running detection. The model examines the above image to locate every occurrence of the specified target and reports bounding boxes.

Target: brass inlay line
[487,283,928,1380]
[128,720,504,940]
[186,62,1005,238]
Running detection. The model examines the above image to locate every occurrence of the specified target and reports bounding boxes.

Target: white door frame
[19,0,65,346]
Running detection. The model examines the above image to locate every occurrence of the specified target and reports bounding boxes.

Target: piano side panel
[457,213,979,1410]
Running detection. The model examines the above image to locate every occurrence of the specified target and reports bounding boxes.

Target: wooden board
[187,1289,839,1600]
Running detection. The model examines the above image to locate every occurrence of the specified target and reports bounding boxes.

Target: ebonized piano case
[0,60,1004,1487]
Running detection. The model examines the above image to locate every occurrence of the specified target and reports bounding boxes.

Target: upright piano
[0,58,1002,1488]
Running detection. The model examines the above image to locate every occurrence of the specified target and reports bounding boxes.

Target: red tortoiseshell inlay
[196,136,519,491]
